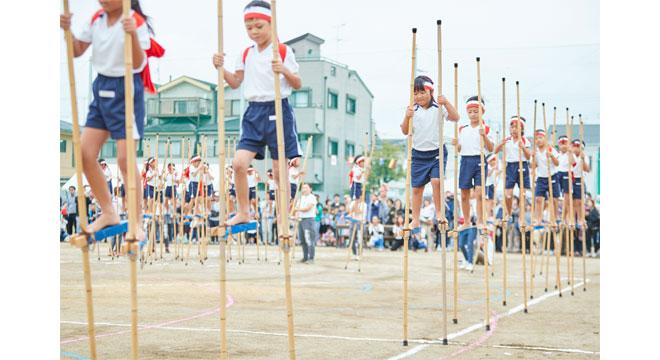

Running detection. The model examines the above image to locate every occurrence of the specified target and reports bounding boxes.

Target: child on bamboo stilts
[163,163,179,217]
[288,158,302,212]
[399,75,459,234]
[184,155,202,214]
[212,0,303,226]
[454,96,494,231]
[202,161,214,210]
[493,117,532,225]
[531,129,559,225]
[485,153,500,222]
[556,135,571,224]
[143,157,156,211]
[226,165,236,214]
[570,139,590,255]
[348,155,367,216]
[247,165,260,218]
[59,0,163,238]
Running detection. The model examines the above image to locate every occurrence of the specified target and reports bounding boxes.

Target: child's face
[572,145,581,155]
[535,134,546,147]
[467,108,480,123]
[559,142,568,152]
[414,89,432,108]
[99,0,122,13]
[244,18,271,45]
[357,160,365,168]
[510,122,522,137]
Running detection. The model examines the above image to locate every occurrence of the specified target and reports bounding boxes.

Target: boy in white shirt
[570,139,590,227]
[531,129,559,225]
[556,135,571,223]
[212,0,303,226]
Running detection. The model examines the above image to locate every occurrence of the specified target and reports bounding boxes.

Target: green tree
[367,141,406,190]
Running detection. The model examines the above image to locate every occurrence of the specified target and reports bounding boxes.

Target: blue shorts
[535,176,560,199]
[107,180,113,195]
[485,184,495,200]
[269,190,275,201]
[188,181,200,199]
[411,146,448,188]
[558,171,570,195]
[165,185,174,199]
[143,185,155,199]
[237,98,302,160]
[120,184,125,197]
[229,186,236,197]
[572,178,583,200]
[459,155,486,190]
[86,74,145,140]
[350,182,363,200]
[290,183,297,200]
[207,184,214,197]
[505,161,530,190]
[249,187,256,200]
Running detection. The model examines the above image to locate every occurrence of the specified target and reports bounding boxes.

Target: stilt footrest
[69,221,129,248]
[209,221,258,237]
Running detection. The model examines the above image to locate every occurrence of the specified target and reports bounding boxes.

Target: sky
[60,0,599,139]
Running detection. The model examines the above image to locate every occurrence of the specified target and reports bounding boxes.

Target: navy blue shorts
[558,171,570,195]
[269,190,275,201]
[207,184,214,197]
[120,184,125,197]
[411,146,448,188]
[535,176,560,199]
[572,178,583,200]
[107,180,113,195]
[485,184,495,200]
[165,185,174,199]
[229,186,236,197]
[505,161,530,190]
[188,181,199,199]
[86,74,145,140]
[290,183,297,200]
[350,182,363,200]
[237,99,302,160]
[459,155,486,190]
[143,185,155,199]
[249,187,256,200]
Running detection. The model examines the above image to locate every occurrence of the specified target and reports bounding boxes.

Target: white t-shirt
[146,169,156,187]
[557,151,570,172]
[351,165,364,184]
[534,146,558,178]
[420,203,435,222]
[297,193,317,218]
[188,164,200,182]
[203,172,213,184]
[368,223,385,236]
[235,43,299,102]
[267,179,277,191]
[571,156,589,178]
[165,171,178,187]
[248,173,257,188]
[503,136,531,163]
[78,10,150,77]
[486,162,498,186]
[288,166,299,184]
[458,124,493,156]
[412,104,447,151]
[103,166,112,182]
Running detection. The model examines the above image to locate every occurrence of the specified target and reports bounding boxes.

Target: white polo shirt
[297,193,317,219]
[411,104,447,151]
[267,178,277,190]
[78,10,150,77]
[288,166,299,185]
[235,43,299,102]
[503,136,531,163]
[165,171,178,187]
[248,173,257,188]
[534,146,558,178]
[146,169,156,187]
[102,166,112,182]
[557,151,570,172]
[351,165,364,184]
[458,123,493,156]
[571,156,589,178]
[486,162,498,186]
[188,164,200,182]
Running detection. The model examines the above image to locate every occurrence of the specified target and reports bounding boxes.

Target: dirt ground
[60,241,599,359]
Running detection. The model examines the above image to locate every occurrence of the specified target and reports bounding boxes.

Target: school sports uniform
[102,164,113,194]
[267,178,276,201]
[534,146,560,199]
[203,172,214,197]
[186,161,201,201]
[164,171,178,198]
[144,168,156,199]
[557,150,570,196]
[571,152,589,200]
[349,163,364,199]
[248,173,257,200]
[503,136,531,190]
[410,103,449,188]
[458,124,493,189]
[79,10,151,140]
[485,160,497,200]
[289,165,299,200]
[234,42,302,160]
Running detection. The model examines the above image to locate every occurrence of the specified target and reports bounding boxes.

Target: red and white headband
[534,129,546,137]
[558,136,569,144]
[423,81,434,91]
[510,116,526,127]
[466,100,485,113]
[244,6,271,21]
[190,155,201,162]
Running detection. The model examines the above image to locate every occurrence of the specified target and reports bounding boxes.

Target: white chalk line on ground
[386,279,590,360]
[490,344,599,355]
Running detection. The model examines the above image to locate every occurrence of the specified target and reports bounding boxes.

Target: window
[307,48,313,56]
[147,99,158,115]
[329,139,339,156]
[327,91,338,109]
[292,90,311,108]
[345,142,355,158]
[170,140,182,157]
[346,95,356,115]
[174,100,188,114]
[158,141,168,157]
[60,140,67,153]
[330,66,336,77]
[101,141,116,158]
[160,100,173,114]
[226,100,241,116]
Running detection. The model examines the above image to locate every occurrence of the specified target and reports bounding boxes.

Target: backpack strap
[90,9,104,25]
[242,43,288,64]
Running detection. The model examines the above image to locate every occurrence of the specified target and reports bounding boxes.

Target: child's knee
[232,157,247,173]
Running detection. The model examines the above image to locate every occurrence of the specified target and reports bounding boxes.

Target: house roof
[156,75,219,94]
[285,33,325,46]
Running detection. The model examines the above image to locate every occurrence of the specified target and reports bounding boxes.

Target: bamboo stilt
[530,100,537,299]
[436,20,448,344]
[501,77,508,306]
[552,107,562,294]
[452,63,460,322]
[567,111,575,296]
[514,81,529,313]
[579,115,587,292]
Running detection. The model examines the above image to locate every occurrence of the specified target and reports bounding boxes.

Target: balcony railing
[147,97,212,117]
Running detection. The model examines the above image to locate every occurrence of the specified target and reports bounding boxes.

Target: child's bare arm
[272,59,301,89]
[212,53,244,89]
[401,106,414,135]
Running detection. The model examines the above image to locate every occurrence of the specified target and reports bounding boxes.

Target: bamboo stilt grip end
[69,234,89,249]
[403,340,409,346]
[442,338,448,345]
[436,19,441,25]
[412,28,417,33]
[452,319,458,324]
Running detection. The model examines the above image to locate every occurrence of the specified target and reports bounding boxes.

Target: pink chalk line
[61,294,234,345]
[441,311,499,360]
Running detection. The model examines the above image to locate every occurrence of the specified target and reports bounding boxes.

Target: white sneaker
[465,263,474,271]
[459,261,467,269]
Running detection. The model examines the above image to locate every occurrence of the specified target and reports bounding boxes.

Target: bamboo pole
[402,27,417,347]
[160,138,170,260]
[120,0,139,357]
[62,1,97,357]
[475,57,491,329]
[579,115,587,292]
[553,107,562,295]
[358,131,376,273]
[567,112,575,296]
[343,133,368,271]
[530,100,537,299]
[451,63,460,322]
[270,1,296,357]
[436,19,449,344]
[501,77,508,306]
[542,103,556,293]
[514,81,529,313]
[264,159,269,262]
